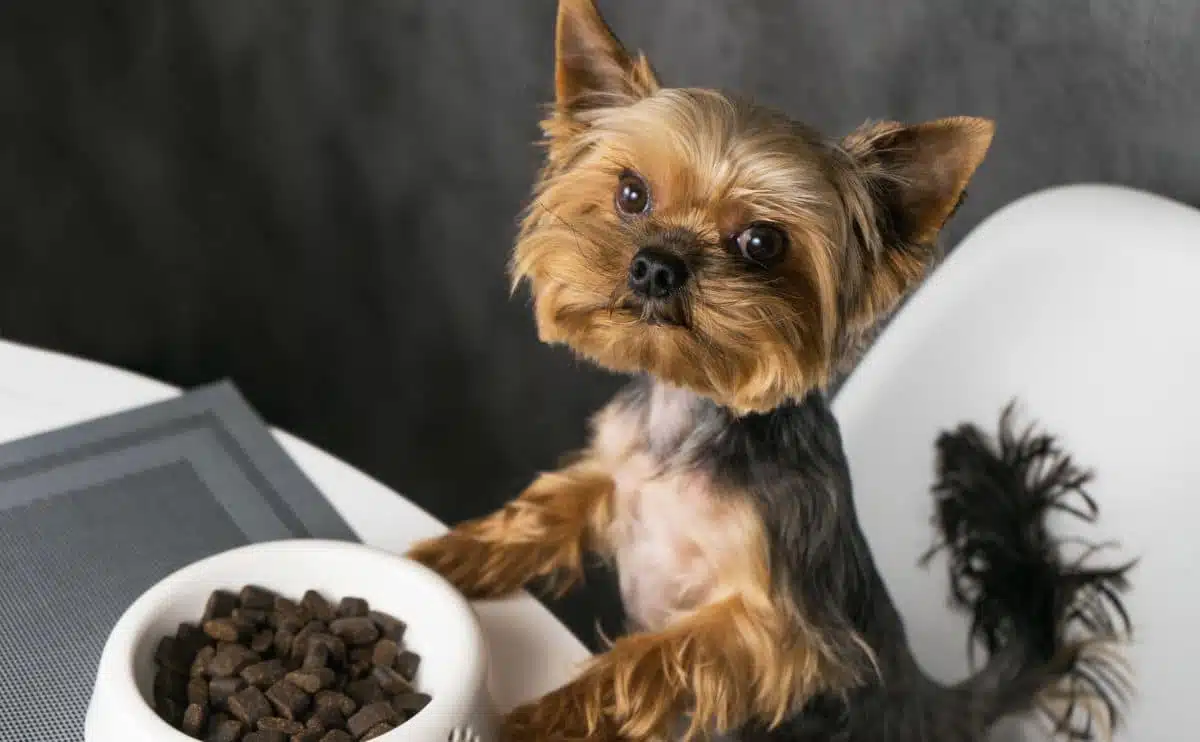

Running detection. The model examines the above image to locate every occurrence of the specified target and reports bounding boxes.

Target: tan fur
[407,457,614,598]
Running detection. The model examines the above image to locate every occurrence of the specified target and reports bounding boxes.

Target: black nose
[627,248,689,299]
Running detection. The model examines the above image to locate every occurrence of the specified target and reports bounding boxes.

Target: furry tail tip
[925,402,1136,741]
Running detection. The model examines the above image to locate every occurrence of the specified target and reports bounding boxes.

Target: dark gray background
[0,0,1195,645]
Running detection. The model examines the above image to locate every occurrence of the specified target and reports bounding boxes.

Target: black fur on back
[926,402,1135,740]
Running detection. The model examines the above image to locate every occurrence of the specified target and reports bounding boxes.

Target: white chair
[833,184,1200,741]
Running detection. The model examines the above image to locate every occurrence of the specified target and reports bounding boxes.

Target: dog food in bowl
[153,585,431,741]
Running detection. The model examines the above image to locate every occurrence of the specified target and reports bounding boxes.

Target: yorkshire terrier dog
[409,1,1134,740]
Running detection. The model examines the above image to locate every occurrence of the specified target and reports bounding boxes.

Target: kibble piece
[242,659,287,689]
[303,642,330,670]
[209,643,260,677]
[367,611,406,643]
[182,703,208,736]
[347,702,397,738]
[315,690,358,717]
[301,590,335,622]
[390,691,431,716]
[207,717,244,742]
[228,685,273,727]
[191,645,217,677]
[259,717,306,735]
[394,650,420,682]
[361,723,395,741]
[240,585,277,611]
[329,617,379,646]
[251,628,276,655]
[318,731,353,742]
[369,639,398,669]
[235,607,272,627]
[177,622,212,656]
[188,676,210,706]
[265,679,311,721]
[203,590,239,622]
[209,676,245,709]
[273,628,296,659]
[314,706,347,731]
[244,732,287,742]
[205,617,257,643]
[336,597,369,618]
[308,633,347,665]
[154,668,188,702]
[291,620,327,660]
[371,665,412,696]
[156,696,185,727]
[154,636,194,675]
[286,667,336,694]
[292,732,324,742]
[344,677,385,707]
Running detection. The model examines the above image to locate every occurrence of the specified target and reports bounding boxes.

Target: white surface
[833,183,1200,741]
[86,539,496,742]
[0,340,591,716]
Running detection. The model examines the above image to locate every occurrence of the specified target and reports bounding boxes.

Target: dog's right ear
[555,0,658,114]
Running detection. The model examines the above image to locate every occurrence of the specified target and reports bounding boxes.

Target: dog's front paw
[406,531,521,599]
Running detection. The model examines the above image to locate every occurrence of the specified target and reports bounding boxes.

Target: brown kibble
[258,717,305,735]
[390,691,431,716]
[251,628,276,655]
[154,668,188,702]
[244,732,287,742]
[369,639,398,669]
[207,717,244,742]
[274,628,295,658]
[305,705,346,733]
[265,680,311,721]
[308,633,347,665]
[154,636,193,675]
[242,659,287,689]
[182,703,208,736]
[394,650,420,682]
[292,732,324,742]
[235,607,272,627]
[301,590,335,622]
[205,617,255,643]
[286,667,336,694]
[315,690,358,717]
[155,696,184,727]
[191,645,216,677]
[188,676,210,706]
[336,597,369,618]
[177,622,212,655]
[329,617,379,646]
[367,611,406,643]
[344,677,385,707]
[228,685,273,727]
[361,722,395,741]
[346,701,397,738]
[318,731,353,742]
[203,590,239,622]
[371,665,411,696]
[291,620,327,660]
[303,642,330,670]
[209,643,260,677]
[209,676,245,709]
[239,585,277,611]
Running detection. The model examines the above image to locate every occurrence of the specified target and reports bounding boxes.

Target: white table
[0,339,591,714]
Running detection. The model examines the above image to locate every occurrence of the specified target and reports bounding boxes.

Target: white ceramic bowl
[85,539,496,742]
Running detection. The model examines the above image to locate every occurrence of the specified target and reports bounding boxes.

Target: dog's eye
[733,223,788,265]
[615,172,650,215]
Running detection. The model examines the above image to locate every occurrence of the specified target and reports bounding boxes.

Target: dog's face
[512,0,994,413]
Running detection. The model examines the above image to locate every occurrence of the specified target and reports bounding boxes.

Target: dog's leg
[407,458,613,599]
[501,594,828,742]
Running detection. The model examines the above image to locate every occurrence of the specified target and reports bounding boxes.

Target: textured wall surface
[0,0,1195,643]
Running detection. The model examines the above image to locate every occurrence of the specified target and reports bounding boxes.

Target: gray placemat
[0,380,359,741]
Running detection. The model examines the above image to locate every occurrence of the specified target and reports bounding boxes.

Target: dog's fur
[408,1,1134,740]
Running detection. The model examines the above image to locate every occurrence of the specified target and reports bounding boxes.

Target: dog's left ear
[555,0,659,115]
[841,116,994,324]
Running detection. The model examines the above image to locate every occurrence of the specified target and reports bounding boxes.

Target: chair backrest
[832,184,1200,741]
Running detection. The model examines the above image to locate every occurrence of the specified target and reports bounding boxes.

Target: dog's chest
[592,385,744,631]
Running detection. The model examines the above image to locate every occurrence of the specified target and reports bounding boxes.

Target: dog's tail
[925,404,1135,741]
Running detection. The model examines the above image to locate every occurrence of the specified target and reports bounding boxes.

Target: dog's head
[512,0,994,413]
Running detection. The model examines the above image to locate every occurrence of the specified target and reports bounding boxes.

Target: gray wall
[0,0,1195,643]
